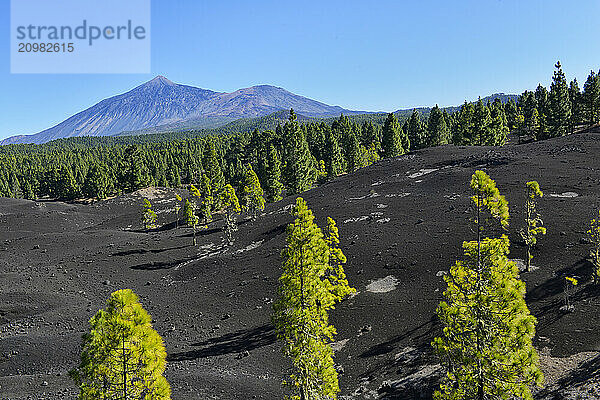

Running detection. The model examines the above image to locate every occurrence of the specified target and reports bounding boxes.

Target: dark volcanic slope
[2,134,600,399]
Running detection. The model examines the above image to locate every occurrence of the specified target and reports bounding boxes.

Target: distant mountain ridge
[1,76,519,145]
[1,76,364,145]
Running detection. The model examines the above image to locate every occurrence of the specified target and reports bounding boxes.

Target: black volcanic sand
[2,133,600,399]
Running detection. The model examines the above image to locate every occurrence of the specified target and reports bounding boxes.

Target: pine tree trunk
[300,386,308,400]
[122,333,127,400]
[526,246,531,272]
[594,249,600,284]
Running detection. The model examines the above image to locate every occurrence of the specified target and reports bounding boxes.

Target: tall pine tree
[427,105,450,146]
[263,143,284,202]
[381,112,404,157]
[272,197,355,400]
[240,164,266,219]
[583,70,600,126]
[569,78,584,130]
[203,140,225,190]
[519,181,546,272]
[548,61,572,137]
[282,110,316,195]
[407,109,427,149]
[433,171,543,400]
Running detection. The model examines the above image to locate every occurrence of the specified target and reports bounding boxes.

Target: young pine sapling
[183,199,199,246]
[219,184,241,244]
[519,181,546,272]
[240,164,266,220]
[587,210,600,284]
[142,198,158,231]
[174,193,182,228]
[563,276,578,312]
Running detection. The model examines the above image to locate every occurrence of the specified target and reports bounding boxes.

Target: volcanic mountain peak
[146,75,176,87]
[1,77,361,145]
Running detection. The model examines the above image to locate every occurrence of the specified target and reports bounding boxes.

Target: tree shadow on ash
[356,317,440,399]
[527,258,593,304]
[130,221,178,233]
[168,324,276,362]
[262,223,287,241]
[527,258,598,328]
[112,245,188,257]
[359,317,437,359]
[154,221,179,232]
[577,124,600,134]
[180,227,222,237]
[537,353,600,399]
[130,257,191,271]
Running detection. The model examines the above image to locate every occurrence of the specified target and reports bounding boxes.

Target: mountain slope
[2,133,600,399]
[1,77,362,145]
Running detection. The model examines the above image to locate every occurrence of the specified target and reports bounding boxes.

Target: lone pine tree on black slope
[433,170,543,400]
[173,193,182,228]
[70,289,171,400]
[183,198,198,246]
[142,198,158,231]
[273,197,355,400]
[587,210,600,284]
[220,184,241,244]
[519,181,546,273]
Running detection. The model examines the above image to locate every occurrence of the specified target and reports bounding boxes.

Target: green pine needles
[433,170,543,400]
[219,184,241,244]
[273,197,355,400]
[173,193,182,228]
[587,210,600,284]
[381,112,406,157]
[183,198,199,245]
[282,110,317,195]
[70,289,171,400]
[264,143,284,202]
[519,181,546,272]
[198,175,215,225]
[142,198,158,231]
[548,61,572,137]
[240,164,266,220]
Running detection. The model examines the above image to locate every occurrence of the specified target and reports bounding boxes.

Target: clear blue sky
[1,0,599,140]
